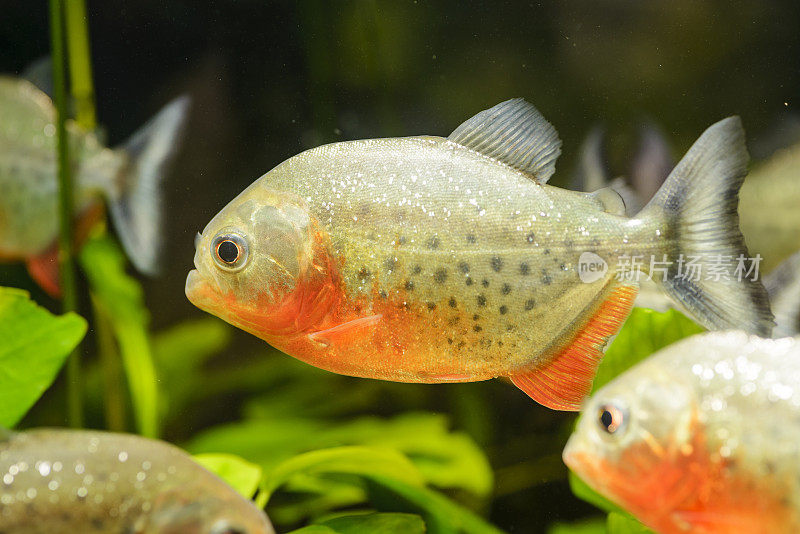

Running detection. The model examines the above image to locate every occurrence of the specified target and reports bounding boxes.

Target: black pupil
[217,240,239,263]
[600,410,614,431]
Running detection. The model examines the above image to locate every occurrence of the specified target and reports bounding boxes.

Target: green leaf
[607,512,653,534]
[315,512,426,533]
[79,234,159,437]
[260,446,425,503]
[152,319,231,422]
[0,287,87,426]
[287,527,336,534]
[189,413,493,497]
[363,474,502,534]
[193,453,263,498]
[594,307,703,392]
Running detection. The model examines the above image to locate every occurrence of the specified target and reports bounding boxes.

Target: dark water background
[1,1,799,531]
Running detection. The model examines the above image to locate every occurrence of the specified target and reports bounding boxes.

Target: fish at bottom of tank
[564,331,800,534]
[0,428,273,534]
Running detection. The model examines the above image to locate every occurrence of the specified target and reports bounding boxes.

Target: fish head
[144,486,274,534]
[563,362,700,524]
[186,183,318,335]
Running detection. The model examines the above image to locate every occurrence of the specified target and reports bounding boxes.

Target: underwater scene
[1,1,800,533]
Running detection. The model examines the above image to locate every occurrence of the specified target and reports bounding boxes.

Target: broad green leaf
[260,446,425,503]
[594,307,703,393]
[547,517,606,534]
[189,413,493,497]
[364,474,502,534]
[79,235,158,437]
[0,287,87,426]
[607,512,653,533]
[193,453,263,498]
[315,512,426,533]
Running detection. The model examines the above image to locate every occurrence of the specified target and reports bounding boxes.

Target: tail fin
[638,116,774,336]
[108,96,190,275]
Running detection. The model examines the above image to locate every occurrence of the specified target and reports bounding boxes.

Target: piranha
[0,428,274,534]
[186,99,773,410]
[564,331,800,534]
[0,76,189,296]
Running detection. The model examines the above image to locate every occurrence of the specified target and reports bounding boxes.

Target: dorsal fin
[448,98,562,183]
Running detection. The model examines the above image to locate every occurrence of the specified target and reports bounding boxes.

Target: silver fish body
[0,428,273,534]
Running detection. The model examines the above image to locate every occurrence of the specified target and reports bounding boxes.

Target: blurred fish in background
[0,74,189,296]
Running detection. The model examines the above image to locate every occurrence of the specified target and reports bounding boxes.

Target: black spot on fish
[91,518,105,529]
[447,337,453,344]
[473,314,480,321]
[412,265,422,275]
[559,262,567,271]
[477,295,486,307]
[564,239,574,249]
[591,237,601,247]
[457,340,466,349]
[541,270,552,285]
[473,325,482,332]
[404,280,414,291]
[448,316,460,326]
[501,283,511,295]
[499,305,508,314]
[524,299,535,311]
[526,232,535,243]
[498,341,504,347]
[449,297,457,308]
[427,302,436,310]
[466,234,476,243]
[357,267,370,281]
[434,268,448,284]
[481,278,490,288]
[465,276,474,286]
[458,261,470,273]
[398,235,407,245]
[379,290,388,299]
[385,257,397,271]
[427,236,440,249]
[544,248,551,255]
[491,257,503,272]
[519,262,530,276]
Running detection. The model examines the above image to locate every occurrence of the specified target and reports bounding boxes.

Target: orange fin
[26,245,61,298]
[308,314,382,347]
[510,283,638,411]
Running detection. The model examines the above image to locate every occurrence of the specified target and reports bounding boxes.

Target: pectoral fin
[26,245,61,298]
[308,314,383,347]
[510,283,638,411]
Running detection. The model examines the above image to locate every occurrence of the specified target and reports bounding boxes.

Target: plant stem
[64,0,96,131]
[94,297,126,432]
[50,0,83,428]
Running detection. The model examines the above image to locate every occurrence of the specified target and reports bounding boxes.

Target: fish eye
[211,232,249,271]
[597,402,627,435]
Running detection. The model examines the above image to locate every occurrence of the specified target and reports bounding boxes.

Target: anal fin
[510,283,638,411]
[308,314,382,347]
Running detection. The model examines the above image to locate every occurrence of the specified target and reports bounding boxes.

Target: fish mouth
[185,269,213,311]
